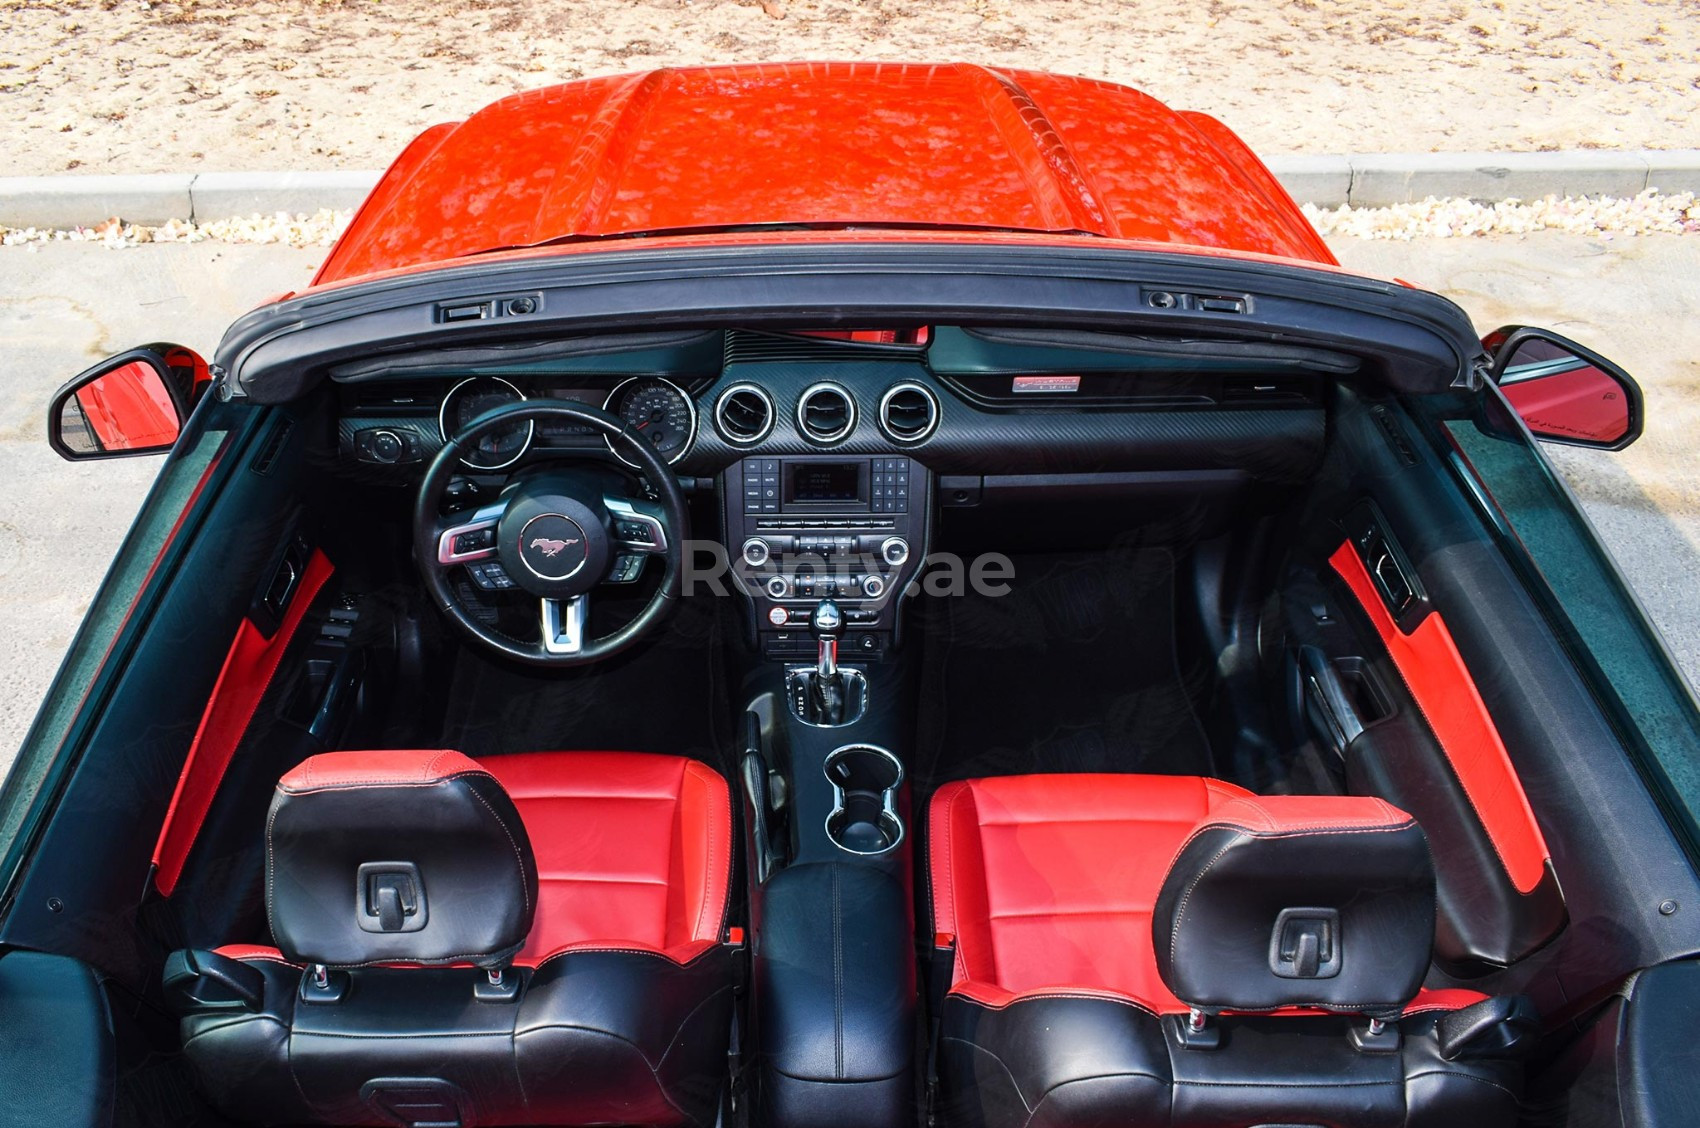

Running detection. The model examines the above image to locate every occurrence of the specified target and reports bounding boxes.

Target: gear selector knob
[811,598,843,681]
[810,598,844,639]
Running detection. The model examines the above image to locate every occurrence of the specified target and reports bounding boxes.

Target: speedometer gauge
[605,377,697,467]
[438,376,533,471]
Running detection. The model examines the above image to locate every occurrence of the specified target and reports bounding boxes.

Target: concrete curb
[1,152,1697,228]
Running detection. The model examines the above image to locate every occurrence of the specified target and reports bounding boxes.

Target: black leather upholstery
[178,947,736,1127]
[169,750,736,1127]
[931,780,1533,1128]
[1152,797,1436,1017]
[267,751,538,969]
[754,862,915,1128]
[939,993,1528,1128]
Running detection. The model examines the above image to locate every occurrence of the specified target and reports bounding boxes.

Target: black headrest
[266,750,538,968]
[1153,795,1436,1018]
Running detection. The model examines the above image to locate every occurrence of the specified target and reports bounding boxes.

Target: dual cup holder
[824,744,905,856]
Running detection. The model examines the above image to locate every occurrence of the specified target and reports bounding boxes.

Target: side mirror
[48,348,198,461]
[1485,325,1643,451]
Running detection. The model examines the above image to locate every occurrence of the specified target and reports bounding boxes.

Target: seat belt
[924,934,957,1127]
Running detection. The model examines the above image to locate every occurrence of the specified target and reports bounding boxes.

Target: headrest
[266,750,538,968]
[1152,795,1435,1018]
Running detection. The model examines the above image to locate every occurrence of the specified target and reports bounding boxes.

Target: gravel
[4,193,1700,251]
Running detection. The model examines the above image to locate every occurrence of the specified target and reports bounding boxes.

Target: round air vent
[714,383,775,445]
[877,382,939,444]
[796,382,857,445]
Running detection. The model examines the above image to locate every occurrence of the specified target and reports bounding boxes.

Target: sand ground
[2,0,1697,179]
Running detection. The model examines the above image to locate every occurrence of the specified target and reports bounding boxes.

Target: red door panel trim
[1328,540,1550,893]
[151,549,335,895]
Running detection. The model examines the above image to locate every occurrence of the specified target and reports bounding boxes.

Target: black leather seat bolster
[179,958,312,1127]
[178,947,735,1128]
[939,993,1170,1128]
[939,995,1525,1128]
[515,946,736,1128]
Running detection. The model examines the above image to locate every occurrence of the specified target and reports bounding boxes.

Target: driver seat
[165,749,736,1127]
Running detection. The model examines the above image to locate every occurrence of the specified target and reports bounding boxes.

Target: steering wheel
[413,399,688,667]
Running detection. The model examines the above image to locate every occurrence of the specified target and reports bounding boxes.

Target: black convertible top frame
[214,242,1487,404]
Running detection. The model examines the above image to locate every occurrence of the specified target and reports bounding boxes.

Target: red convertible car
[5,64,1694,1128]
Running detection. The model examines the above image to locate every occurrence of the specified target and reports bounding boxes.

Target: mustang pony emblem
[530,537,579,558]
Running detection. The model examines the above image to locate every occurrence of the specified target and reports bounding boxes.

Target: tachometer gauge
[438,376,533,471]
[605,377,697,466]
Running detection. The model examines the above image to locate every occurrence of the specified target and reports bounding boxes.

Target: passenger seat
[928,774,1538,1127]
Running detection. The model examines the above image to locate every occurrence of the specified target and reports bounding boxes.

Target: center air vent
[877,382,939,443]
[714,383,776,445]
[796,383,856,445]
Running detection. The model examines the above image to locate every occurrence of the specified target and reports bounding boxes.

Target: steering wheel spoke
[605,494,670,555]
[540,595,588,656]
[436,501,506,565]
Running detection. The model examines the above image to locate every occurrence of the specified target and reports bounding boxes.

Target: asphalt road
[2,234,1697,774]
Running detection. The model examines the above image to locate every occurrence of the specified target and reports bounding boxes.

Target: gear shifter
[808,599,846,725]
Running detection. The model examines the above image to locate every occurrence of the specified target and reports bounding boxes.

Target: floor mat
[437,593,733,769]
[912,547,1214,793]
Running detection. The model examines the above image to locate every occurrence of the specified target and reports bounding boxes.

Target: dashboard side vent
[352,380,440,411]
[796,383,856,445]
[714,383,776,445]
[877,383,939,443]
[1220,374,1313,404]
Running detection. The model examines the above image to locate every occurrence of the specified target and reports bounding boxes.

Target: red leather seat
[928,773,1537,1128]
[169,750,736,1128]
[480,751,732,965]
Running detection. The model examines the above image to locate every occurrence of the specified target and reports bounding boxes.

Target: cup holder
[823,744,905,856]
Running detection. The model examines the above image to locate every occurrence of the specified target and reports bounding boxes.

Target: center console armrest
[755,862,915,1128]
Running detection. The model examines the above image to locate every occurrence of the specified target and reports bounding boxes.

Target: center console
[727,454,929,661]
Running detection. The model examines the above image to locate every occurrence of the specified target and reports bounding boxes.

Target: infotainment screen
[786,461,862,504]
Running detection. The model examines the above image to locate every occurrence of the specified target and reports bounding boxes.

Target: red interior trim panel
[151,550,334,895]
[1328,540,1551,894]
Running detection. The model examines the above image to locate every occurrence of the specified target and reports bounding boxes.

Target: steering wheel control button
[517,514,591,582]
[608,554,646,584]
[452,527,496,555]
[467,562,515,591]
[614,519,655,545]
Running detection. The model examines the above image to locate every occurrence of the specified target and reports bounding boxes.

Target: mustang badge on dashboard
[530,537,579,558]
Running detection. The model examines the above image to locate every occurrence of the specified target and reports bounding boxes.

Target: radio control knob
[766,575,791,599]
[860,574,887,599]
[742,538,771,567]
[880,537,910,567]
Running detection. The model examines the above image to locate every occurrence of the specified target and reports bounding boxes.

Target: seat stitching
[832,862,845,1080]
[1167,838,1237,970]
[951,989,1162,1018]
[276,769,495,795]
[1402,1069,1517,1099]
[464,783,531,918]
[530,943,716,970]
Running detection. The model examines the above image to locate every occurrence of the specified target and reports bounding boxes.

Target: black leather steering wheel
[413,400,688,667]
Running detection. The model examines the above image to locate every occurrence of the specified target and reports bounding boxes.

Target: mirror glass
[56,359,181,457]
[1498,337,1632,447]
